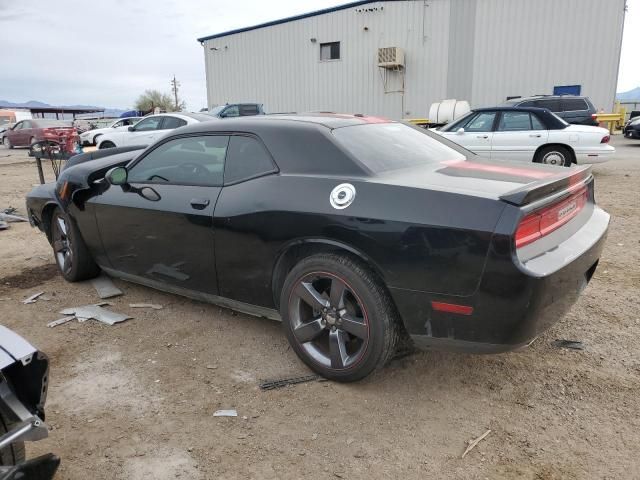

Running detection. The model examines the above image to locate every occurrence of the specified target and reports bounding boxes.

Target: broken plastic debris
[59,304,131,326]
[47,316,76,328]
[90,274,123,299]
[23,292,44,304]
[213,409,237,417]
[129,303,163,310]
[552,339,584,350]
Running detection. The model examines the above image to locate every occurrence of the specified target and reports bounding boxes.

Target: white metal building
[198,0,626,119]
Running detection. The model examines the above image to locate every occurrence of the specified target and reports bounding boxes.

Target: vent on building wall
[377,47,404,69]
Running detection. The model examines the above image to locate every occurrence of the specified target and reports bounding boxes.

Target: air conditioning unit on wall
[377,47,404,69]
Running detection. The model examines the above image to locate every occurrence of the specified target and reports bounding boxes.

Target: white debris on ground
[56,304,132,326]
[90,274,123,299]
[129,303,163,310]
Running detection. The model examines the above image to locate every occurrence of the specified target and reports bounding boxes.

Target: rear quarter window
[561,98,589,111]
[332,123,465,173]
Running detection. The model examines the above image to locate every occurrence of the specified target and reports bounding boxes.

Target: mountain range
[616,87,640,102]
[0,100,126,117]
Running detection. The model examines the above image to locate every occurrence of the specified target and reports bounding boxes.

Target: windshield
[37,120,73,127]
[208,106,225,116]
[332,123,466,173]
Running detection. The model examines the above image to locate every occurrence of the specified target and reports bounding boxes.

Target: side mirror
[105,166,128,186]
[128,126,135,132]
[456,128,465,134]
[140,187,161,202]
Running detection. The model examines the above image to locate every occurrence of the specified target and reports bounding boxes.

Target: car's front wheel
[2,136,11,149]
[93,134,102,145]
[534,145,572,167]
[99,140,116,149]
[50,208,100,282]
[280,253,400,382]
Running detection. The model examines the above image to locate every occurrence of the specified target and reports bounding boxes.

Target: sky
[0,0,638,111]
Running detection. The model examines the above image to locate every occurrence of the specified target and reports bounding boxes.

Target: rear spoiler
[500,165,592,206]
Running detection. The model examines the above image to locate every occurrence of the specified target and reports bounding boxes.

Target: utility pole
[170,75,181,111]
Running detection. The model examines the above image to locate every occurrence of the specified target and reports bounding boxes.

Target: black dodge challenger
[26,114,609,382]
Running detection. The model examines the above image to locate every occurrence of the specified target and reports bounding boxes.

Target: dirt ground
[1,138,639,480]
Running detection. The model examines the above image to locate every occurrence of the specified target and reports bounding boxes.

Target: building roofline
[196,0,389,43]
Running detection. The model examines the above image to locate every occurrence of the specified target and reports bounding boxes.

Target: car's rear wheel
[50,208,100,282]
[29,137,41,160]
[534,145,572,167]
[92,134,102,145]
[99,140,115,149]
[0,409,25,467]
[280,253,399,382]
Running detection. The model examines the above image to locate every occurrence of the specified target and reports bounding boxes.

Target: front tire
[50,208,100,282]
[280,253,400,382]
[534,145,572,167]
[92,134,102,145]
[0,410,25,467]
[2,136,12,149]
[99,140,116,149]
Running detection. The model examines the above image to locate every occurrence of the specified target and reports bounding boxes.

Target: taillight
[515,187,588,249]
[600,135,610,143]
[591,113,598,120]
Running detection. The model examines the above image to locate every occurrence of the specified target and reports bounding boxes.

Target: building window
[320,42,340,61]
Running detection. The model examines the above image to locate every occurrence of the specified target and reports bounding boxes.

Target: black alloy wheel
[51,211,73,276]
[289,271,370,370]
[281,254,400,382]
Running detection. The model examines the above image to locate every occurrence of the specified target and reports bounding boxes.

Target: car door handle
[476,135,489,139]
[529,134,542,137]
[190,198,210,210]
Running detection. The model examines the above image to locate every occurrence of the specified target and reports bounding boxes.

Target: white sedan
[97,112,216,149]
[79,117,142,145]
[436,107,614,166]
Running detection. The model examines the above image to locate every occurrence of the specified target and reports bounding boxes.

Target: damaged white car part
[0,326,50,449]
[59,304,131,326]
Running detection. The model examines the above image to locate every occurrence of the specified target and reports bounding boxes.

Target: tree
[134,89,184,113]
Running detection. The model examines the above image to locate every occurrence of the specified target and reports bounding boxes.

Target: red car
[3,119,78,150]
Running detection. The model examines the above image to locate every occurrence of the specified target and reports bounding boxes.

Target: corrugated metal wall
[202,0,625,118]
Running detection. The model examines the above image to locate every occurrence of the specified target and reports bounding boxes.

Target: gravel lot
[1,137,639,480]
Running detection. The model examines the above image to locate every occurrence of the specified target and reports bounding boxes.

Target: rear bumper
[575,145,614,164]
[393,207,609,353]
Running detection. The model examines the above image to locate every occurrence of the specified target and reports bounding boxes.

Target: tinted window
[13,122,23,130]
[464,112,496,132]
[128,135,229,186]
[22,121,32,129]
[498,112,532,131]
[222,106,239,118]
[224,136,276,184]
[239,105,260,116]
[133,117,163,131]
[162,116,188,129]
[561,98,589,111]
[320,42,340,60]
[535,99,561,112]
[332,123,465,173]
[519,101,536,107]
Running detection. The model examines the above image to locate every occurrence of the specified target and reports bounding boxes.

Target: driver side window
[127,135,229,186]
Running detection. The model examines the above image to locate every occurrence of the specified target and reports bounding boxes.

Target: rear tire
[30,137,40,160]
[0,409,26,467]
[99,140,115,149]
[534,145,572,167]
[50,208,100,282]
[280,253,400,382]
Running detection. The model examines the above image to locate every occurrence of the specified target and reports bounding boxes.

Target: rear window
[332,123,465,173]
[561,98,589,111]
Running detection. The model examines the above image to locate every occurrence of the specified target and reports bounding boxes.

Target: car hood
[0,325,37,369]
